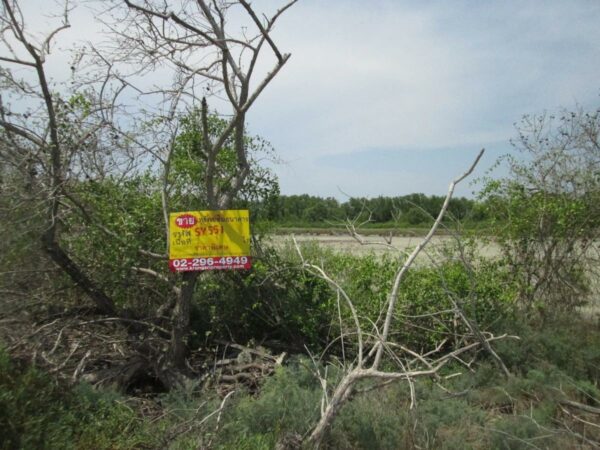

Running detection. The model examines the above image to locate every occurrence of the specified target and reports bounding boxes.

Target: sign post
[168,210,251,272]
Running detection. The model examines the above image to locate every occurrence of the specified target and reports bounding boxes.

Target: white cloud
[9,0,600,198]
[251,0,600,170]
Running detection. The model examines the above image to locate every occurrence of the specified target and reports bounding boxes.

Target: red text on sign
[175,214,196,228]
[168,256,251,272]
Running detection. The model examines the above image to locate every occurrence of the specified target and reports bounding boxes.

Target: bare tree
[482,107,600,318]
[0,0,128,315]
[1,0,296,388]
[95,0,297,373]
[291,149,512,447]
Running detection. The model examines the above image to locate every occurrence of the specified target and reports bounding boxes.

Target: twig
[72,350,91,381]
[560,399,600,415]
[372,148,485,369]
[203,390,236,449]
[131,267,180,296]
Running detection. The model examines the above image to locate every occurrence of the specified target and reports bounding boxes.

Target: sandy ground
[271,234,501,259]
[271,233,600,317]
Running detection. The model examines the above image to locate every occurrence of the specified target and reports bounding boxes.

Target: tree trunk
[41,231,116,316]
[169,270,199,370]
[307,371,360,448]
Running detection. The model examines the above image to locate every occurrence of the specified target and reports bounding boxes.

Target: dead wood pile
[0,298,285,396]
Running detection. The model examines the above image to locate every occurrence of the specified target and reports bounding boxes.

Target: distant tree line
[262,193,487,225]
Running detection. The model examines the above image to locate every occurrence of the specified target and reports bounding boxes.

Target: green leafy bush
[0,349,150,450]
[274,241,516,352]
[479,107,600,318]
[215,357,322,448]
[493,317,600,383]
[65,174,168,310]
[190,247,334,350]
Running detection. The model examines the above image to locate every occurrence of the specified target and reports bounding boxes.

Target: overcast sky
[250,0,600,199]
[15,0,600,199]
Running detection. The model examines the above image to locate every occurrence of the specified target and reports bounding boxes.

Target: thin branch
[239,0,289,62]
[560,399,600,415]
[0,118,45,146]
[0,54,35,66]
[294,236,364,365]
[372,148,485,369]
[139,249,168,260]
[132,267,181,296]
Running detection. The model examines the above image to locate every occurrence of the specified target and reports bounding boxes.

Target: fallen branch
[300,149,510,448]
[560,399,600,415]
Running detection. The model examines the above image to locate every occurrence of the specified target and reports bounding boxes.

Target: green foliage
[481,180,595,314]
[493,317,600,383]
[268,193,484,227]
[190,247,334,350]
[59,109,281,313]
[65,173,168,310]
[403,205,430,225]
[327,367,569,450]
[3,319,599,450]
[0,167,51,294]
[215,358,322,448]
[325,329,599,450]
[395,259,516,346]
[0,349,149,450]
[171,108,279,212]
[329,387,413,450]
[479,106,600,317]
[487,417,553,450]
[275,241,515,352]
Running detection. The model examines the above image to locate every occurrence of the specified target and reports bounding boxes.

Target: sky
[11,0,600,199]
[250,0,600,199]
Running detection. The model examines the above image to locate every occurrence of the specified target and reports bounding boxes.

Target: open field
[272,233,600,319]
[272,233,501,259]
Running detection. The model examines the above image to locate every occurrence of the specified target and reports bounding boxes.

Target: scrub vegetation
[1,0,599,448]
[265,193,484,229]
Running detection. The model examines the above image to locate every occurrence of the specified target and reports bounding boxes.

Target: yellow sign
[168,210,251,272]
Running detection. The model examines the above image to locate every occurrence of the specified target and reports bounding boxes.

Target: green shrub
[188,237,516,356]
[190,246,334,350]
[487,416,553,450]
[394,259,516,347]
[327,378,489,450]
[0,349,149,450]
[276,241,516,352]
[214,357,322,448]
[330,391,409,449]
[479,107,600,318]
[493,317,600,382]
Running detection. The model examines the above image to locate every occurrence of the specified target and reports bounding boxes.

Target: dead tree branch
[298,149,508,448]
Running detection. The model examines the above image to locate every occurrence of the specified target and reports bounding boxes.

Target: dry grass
[272,233,501,259]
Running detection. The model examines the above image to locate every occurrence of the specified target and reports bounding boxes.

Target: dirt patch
[271,234,501,259]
